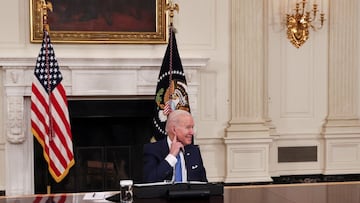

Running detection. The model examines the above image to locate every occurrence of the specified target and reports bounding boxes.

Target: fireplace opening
[34,99,155,194]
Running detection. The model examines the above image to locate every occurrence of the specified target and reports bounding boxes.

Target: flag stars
[158,70,185,82]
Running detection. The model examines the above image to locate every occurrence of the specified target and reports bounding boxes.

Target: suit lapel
[159,138,170,158]
[184,145,195,173]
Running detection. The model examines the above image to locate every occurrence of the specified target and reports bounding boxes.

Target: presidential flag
[31,30,74,183]
[152,26,191,141]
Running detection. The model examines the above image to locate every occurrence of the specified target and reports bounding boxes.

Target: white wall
[267,0,328,175]
[0,70,4,191]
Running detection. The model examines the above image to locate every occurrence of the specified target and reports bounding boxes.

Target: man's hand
[169,135,184,156]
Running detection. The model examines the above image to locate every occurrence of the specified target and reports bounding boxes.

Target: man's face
[174,115,194,146]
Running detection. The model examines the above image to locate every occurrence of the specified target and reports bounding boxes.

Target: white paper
[187,181,208,184]
[83,192,110,200]
[134,181,208,187]
[134,181,173,187]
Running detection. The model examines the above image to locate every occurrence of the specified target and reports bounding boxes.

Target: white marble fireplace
[1,57,207,195]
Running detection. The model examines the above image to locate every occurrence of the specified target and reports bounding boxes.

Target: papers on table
[83,192,112,200]
[134,181,208,187]
[134,181,172,187]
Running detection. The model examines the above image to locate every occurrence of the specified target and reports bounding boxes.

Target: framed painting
[30,0,167,44]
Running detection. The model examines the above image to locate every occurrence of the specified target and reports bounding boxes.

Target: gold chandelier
[286,0,325,48]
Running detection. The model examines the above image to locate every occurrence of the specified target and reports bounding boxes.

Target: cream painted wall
[268,0,328,135]
[0,0,230,192]
[267,0,328,176]
[0,70,4,191]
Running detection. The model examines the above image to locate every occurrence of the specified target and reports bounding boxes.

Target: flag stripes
[33,195,67,203]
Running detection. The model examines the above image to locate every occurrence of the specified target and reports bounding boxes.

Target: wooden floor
[224,181,360,203]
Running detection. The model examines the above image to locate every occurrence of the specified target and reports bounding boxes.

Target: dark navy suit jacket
[143,138,208,183]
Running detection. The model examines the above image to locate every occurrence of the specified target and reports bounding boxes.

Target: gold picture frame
[30,0,167,44]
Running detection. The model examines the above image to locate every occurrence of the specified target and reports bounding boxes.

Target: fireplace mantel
[0,57,209,68]
[0,57,208,195]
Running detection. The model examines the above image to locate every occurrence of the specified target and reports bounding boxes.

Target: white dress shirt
[165,136,187,182]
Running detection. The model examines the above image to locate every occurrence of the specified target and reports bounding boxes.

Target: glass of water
[119,180,133,203]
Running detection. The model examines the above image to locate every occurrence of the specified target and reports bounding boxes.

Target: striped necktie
[175,154,182,182]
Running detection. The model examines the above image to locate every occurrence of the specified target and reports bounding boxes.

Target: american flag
[31,31,74,183]
[163,100,174,115]
[33,195,67,203]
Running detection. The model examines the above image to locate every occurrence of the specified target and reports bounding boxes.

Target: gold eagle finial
[37,0,53,32]
[166,1,179,26]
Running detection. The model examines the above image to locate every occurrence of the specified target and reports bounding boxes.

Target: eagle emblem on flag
[156,79,190,122]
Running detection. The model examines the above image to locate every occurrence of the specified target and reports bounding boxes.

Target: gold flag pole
[38,0,53,32]
[38,0,53,195]
[166,0,179,27]
[163,0,179,119]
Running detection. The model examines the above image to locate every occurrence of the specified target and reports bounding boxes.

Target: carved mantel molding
[1,57,208,144]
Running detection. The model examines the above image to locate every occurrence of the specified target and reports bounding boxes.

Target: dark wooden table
[1,181,360,203]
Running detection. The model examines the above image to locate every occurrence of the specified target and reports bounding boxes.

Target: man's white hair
[165,110,191,133]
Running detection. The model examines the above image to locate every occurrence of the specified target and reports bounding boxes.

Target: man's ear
[171,126,177,135]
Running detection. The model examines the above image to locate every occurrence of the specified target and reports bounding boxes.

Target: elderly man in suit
[143,110,207,183]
